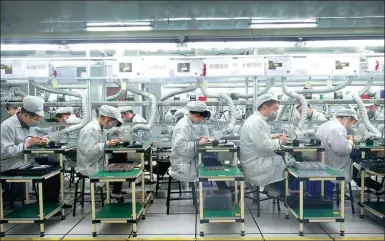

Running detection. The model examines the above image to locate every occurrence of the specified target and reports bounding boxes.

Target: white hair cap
[55,107,73,115]
[186,101,208,112]
[99,105,123,126]
[335,108,359,120]
[118,106,132,113]
[23,96,45,117]
[174,108,188,119]
[255,94,279,109]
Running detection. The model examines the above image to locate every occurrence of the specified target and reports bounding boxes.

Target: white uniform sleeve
[328,127,353,154]
[248,119,280,152]
[201,125,209,137]
[1,124,24,158]
[172,127,195,157]
[78,128,105,157]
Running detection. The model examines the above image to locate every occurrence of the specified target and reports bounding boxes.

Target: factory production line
[0,53,385,240]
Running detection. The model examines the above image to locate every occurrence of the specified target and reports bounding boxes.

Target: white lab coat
[0,115,38,171]
[315,119,354,182]
[162,111,175,134]
[356,111,384,140]
[240,112,287,187]
[77,119,107,177]
[219,110,241,135]
[66,114,81,124]
[292,110,328,139]
[169,116,209,182]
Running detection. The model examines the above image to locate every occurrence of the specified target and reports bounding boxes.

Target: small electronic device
[121,141,143,148]
[365,138,374,146]
[292,139,300,147]
[304,138,321,147]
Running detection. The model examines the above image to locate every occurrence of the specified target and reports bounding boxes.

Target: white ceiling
[1,1,384,43]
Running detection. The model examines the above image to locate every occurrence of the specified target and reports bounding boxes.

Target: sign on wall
[204,58,232,76]
[288,56,308,75]
[234,57,265,76]
[1,61,23,78]
[266,57,292,75]
[114,58,143,78]
[21,61,50,78]
[306,56,334,75]
[141,58,171,78]
[332,56,360,75]
[172,59,203,77]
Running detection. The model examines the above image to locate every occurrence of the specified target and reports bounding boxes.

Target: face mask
[267,112,278,121]
[367,110,376,119]
[28,120,40,127]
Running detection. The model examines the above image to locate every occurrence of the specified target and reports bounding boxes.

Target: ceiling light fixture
[195,17,232,21]
[249,18,318,29]
[86,21,151,26]
[85,26,153,32]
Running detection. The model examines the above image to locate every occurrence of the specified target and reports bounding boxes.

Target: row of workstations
[0,139,384,237]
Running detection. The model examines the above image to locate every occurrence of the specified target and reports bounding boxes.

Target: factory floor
[1,179,384,241]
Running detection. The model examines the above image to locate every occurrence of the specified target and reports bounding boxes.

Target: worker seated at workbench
[77,105,124,203]
[1,96,61,205]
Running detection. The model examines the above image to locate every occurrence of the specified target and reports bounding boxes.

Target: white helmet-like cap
[186,101,209,112]
[174,108,188,120]
[255,94,279,109]
[23,96,45,117]
[99,105,123,126]
[335,108,359,121]
[170,107,177,111]
[55,107,73,115]
[118,106,132,113]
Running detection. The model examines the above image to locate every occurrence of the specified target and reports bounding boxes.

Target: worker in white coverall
[5,103,20,118]
[293,104,328,139]
[240,94,295,198]
[77,105,124,201]
[351,104,385,194]
[168,101,212,182]
[1,96,63,203]
[161,107,177,134]
[315,108,358,183]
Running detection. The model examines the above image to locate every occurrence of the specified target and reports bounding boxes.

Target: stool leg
[178,181,182,195]
[166,176,172,215]
[73,178,80,217]
[100,187,104,207]
[336,185,340,206]
[277,199,281,212]
[81,178,85,208]
[191,183,198,214]
[256,186,261,217]
[348,183,355,214]
[155,165,160,197]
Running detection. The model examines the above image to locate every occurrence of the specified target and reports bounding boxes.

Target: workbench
[285,167,345,236]
[356,142,385,221]
[104,142,154,205]
[89,169,144,237]
[197,143,245,237]
[0,145,76,237]
[0,168,62,237]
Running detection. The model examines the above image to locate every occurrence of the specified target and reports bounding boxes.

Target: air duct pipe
[126,85,157,132]
[198,80,236,136]
[281,77,308,130]
[236,78,276,99]
[160,83,199,101]
[106,79,126,101]
[295,77,353,94]
[358,77,374,96]
[28,79,89,142]
[351,92,382,139]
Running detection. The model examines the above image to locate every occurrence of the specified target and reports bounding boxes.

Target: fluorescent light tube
[195,17,232,20]
[251,18,317,24]
[85,26,153,31]
[305,40,385,47]
[249,23,318,29]
[1,44,63,51]
[86,22,151,26]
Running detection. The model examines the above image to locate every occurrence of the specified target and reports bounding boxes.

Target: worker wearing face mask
[356,104,384,141]
[77,105,122,177]
[55,107,81,124]
[293,104,328,139]
[240,94,295,198]
[0,96,60,202]
[169,101,211,182]
[315,108,358,182]
[165,107,177,123]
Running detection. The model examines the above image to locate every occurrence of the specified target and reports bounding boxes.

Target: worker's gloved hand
[285,155,296,167]
[304,129,315,137]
